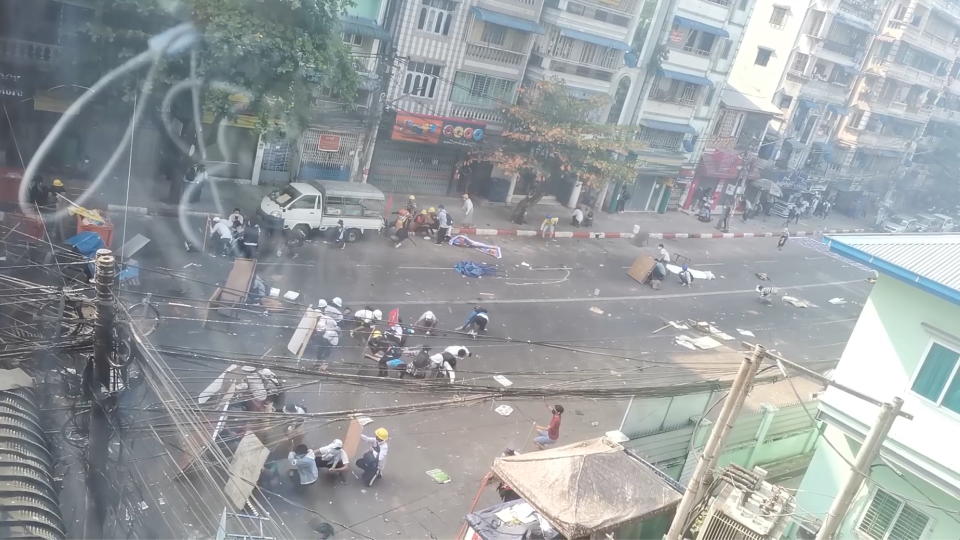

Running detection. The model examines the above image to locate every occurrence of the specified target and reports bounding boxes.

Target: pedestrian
[228,208,245,232]
[458,306,489,336]
[394,211,413,248]
[406,194,417,215]
[778,227,789,250]
[242,220,260,258]
[356,427,389,486]
[332,219,346,249]
[679,264,694,287]
[414,310,438,335]
[822,200,832,218]
[785,205,796,227]
[461,193,474,226]
[288,443,319,490]
[571,206,584,227]
[210,217,234,257]
[720,204,732,231]
[539,215,558,238]
[616,187,630,213]
[657,243,671,264]
[324,297,344,322]
[435,205,451,244]
[533,404,563,450]
[792,204,801,224]
[314,316,340,361]
[314,438,350,475]
[742,199,752,222]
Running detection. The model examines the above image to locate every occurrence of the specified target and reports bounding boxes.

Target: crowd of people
[208,208,261,258]
[388,194,473,247]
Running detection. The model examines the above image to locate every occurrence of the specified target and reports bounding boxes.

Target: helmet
[428,207,436,213]
[408,195,415,200]
[52,178,64,187]
[212,217,221,223]
[374,427,389,441]
[331,438,343,449]
[317,299,328,308]
[372,309,382,320]
[332,297,343,308]
[462,193,469,199]
[420,209,428,215]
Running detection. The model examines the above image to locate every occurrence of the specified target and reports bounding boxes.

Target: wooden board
[223,433,270,511]
[627,255,657,283]
[343,418,363,463]
[287,308,322,358]
[220,258,257,305]
[202,287,222,327]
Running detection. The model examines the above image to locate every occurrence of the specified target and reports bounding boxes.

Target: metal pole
[666,345,765,539]
[816,397,904,540]
[86,249,116,538]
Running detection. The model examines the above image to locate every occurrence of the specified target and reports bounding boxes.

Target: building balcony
[867,60,945,88]
[645,97,697,118]
[475,0,543,20]
[929,107,960,125]
[799,79,850,104]
[858,94,932,124]
[949,77,960,95]
[663,45,713,73]
[448,104,505,131]
[838,128,913,152]
[465,42,527,68]
[836,0,877,25]
[531,54,615,83]
[930,0,960,24]
[883,20,960,60]
[0,37,62,69]
[821,39,860,58]
[674,0,730,25]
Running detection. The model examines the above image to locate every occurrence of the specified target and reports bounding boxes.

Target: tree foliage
[72,0,358,138]
[491,79,643,193]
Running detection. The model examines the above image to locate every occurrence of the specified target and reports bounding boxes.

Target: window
[770,6,789,27]
[848,109,864,128]
[738,0,748,10]
[417,0,456,36]
[778,94,793,108]
[755,47,773,66]
[480,23,506,45]
[857,489,930,540]
[289,195,317,210]
[403,62,442,98]
[566,2,586,15]
[807,11,825,36]
[719,40,731,59]
[704,87,716,106]
[912,341,960,413]
[650,76,700,105]
[791,52,809,73]
[450,72,515,106]
[893,4,908,20]
[342,32,363,46]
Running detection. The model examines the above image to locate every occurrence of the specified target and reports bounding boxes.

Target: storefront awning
[640,118,697,135]
[340,15,391,41]
[471,7,544,34]
[558,27,631,51]
[673,16,730,38]
[659,68,713,87]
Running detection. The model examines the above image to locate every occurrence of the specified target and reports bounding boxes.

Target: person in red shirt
[533,404,564,449]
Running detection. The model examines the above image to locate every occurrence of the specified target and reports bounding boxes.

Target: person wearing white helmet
[315,438,350,473]
[324,297,343,322]
[210,216,234,256]
[414,310,438,335]
[372,309,383,321]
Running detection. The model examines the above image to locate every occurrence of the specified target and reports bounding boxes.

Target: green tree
[72,0,357,181]
[489,79,643,223]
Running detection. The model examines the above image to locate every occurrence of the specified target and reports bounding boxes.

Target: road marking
[506,268,571,286]
[348,278,867,305]
[754,259,778,263]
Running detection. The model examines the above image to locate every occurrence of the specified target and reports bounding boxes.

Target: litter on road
[737,329,756,337]
[589,306,605,315]
[495,404,514,416]
[450,235,502,258]
[783,296,817,308]
[426,469,452,484]
[455,261,499,278]
[674,336,697,350]
[828,297,847,305]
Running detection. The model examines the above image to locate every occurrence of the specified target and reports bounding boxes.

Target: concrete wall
[728,0,807,103]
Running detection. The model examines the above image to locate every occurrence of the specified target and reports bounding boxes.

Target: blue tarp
[640,118,697,134]
[66,232,104,258]
[673,16,730,38]
[454,261,498,278]
[558,27,631,51]
[659,68,713,87]
[471,7,544,34]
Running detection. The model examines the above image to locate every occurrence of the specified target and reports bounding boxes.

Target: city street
[115,211,874,538]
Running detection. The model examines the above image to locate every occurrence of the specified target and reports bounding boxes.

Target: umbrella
[751,178,783,198]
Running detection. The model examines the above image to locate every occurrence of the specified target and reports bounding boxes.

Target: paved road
[104,213,874,538]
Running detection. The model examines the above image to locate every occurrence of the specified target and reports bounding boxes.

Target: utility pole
[85,249,116,539]
[816,397,904,540]
[666,345,765,539]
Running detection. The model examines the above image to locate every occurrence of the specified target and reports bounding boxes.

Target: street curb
[109,204,865,240]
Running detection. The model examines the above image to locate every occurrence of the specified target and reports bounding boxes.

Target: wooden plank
[287,308,322,358]
[224,433,270,511]
[343,418,363,463]
[220,258,257,305]
[202,287,222,327]
[627,255,656,283]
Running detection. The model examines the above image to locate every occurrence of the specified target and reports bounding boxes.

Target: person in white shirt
[415,310,438,335]
[288,443,319,488]
[429,351,458,383]
[210,217,234,256]
[571,207,584,227]
[357,428,389,485]
[461,193,474,226]
[315,439,350,473]
[321,297,343,322]
[657,243,671,264]
[314,315,339,360]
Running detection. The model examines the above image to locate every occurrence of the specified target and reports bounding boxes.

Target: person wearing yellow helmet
[357,426,389,486]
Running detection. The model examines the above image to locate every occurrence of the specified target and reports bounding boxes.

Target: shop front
[368,112,486,196]
[682,149,742,210]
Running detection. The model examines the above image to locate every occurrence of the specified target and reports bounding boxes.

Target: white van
[258,181,385,242]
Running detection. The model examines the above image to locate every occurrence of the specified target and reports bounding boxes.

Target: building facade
[790,234,960,539]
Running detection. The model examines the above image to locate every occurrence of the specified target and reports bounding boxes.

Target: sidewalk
[93,178,868,240]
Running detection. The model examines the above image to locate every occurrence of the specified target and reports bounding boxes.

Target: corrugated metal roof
[826,234,960,292]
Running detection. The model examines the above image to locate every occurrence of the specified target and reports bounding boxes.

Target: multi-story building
[790,233,960,539]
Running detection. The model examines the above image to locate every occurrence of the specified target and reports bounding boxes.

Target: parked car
[882,215,917,233]
[257,181,385,242]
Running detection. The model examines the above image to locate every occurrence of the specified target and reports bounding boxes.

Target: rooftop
[824,233,960,304]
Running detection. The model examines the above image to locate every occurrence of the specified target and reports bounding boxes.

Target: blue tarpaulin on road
[454,261,498,278]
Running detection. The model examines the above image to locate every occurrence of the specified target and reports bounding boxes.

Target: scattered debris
[495,405,514,416]
[736,329,756,337]
[783,296,816,308]
[593,288,600,296]
[589,306,605,315]
[479,292,495,296]
[450,235,502,258]
[454,260,498,278]
[426,469,451,484]
[668,320,690,330]
[651,324,671,334]
[356,416,373,426]
[674,336,697,350]
[714,332,735,341]
[138,501,149,511]
[493,375,513,387]
[269,288,281,297]
[183,262,201,269]
[828,297,847,305]
[755,272,769,280]
[520,261,530,267]
[283,290,299,301]
[590,421,600,427]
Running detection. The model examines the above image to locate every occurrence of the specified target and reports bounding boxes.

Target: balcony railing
[821,39,860,57]
[649,93,698,107]
[449,104,505,126]
[837,0,875,23]
[701,0,731,6]
[465,42,527,67]
[869,60,945,86]
[547,57,615,82]
[667,42,713,57]
[0,37,61,67]
[886,20,960,56]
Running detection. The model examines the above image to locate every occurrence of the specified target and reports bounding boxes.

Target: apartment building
[767,0,960,217]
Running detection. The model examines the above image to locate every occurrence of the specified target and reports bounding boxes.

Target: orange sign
[318,134,341,152]
[392,112,486,145]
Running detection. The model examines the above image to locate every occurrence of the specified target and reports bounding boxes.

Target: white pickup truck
[258,181,386,242]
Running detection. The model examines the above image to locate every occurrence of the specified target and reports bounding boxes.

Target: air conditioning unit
[693,465,796,540]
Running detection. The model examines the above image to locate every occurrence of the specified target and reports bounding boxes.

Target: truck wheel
[293,224,311,239]
[346,228,362,243]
